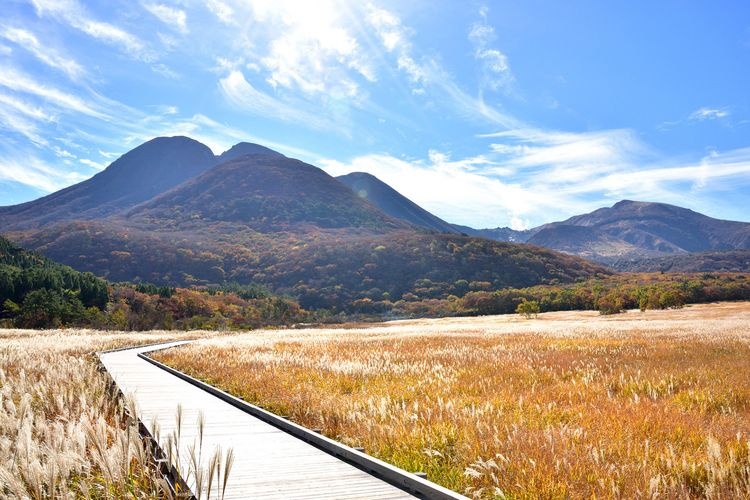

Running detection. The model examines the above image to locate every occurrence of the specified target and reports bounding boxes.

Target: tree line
[1,236,306,329]
[3,235,750,328]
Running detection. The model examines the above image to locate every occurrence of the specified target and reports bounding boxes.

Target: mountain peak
[612,199,637,209]
[130,155,406,231]
[0,136,216,228]
[336,171,460,234]
[217,142,283,164]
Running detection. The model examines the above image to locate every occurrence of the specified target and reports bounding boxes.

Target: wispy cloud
[30,0,154,62]
[468,6,515,93]
[689,106,730,121]
[204,0,234,24]
[321,142,750,229]
[143,3,188,34]
[220,0,376,100]
[218,69,347,134]
[320,151,554,230]
[0,65,107,119]
[0,106,48,146]
[1,26,84,79]
[0,92,56,122]
[0,156,87,192]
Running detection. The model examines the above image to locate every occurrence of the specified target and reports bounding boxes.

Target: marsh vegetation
[156,303,750,498]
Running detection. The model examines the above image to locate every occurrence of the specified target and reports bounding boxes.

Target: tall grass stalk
[156,302,750,498]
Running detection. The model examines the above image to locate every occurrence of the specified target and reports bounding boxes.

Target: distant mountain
[130,156,406,231]
[336,172,459,233]
[525,200,750,262]
[0,136,216,229]
[0,136,608,309]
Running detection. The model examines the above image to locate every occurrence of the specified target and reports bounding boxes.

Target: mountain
[130,156,407,231]
[336,172,459,233]
[216,141,284,163]
[0,136,216,229]
[523,200,750,262]
[0,136,609,310]
[11,221,607,309]
[0,137,285,231]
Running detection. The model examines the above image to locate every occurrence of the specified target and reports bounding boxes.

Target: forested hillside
[0,235,306,329]
[0,235,109,327]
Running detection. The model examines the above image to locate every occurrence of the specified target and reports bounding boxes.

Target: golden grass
[155,302,750,498]
[0,328,203,498]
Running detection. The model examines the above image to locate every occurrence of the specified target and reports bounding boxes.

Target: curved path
[100,342,463,499]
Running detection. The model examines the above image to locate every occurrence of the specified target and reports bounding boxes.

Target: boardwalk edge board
[139,346,468,500]
[96,345,197,500]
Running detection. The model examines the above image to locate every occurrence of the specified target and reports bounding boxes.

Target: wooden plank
[99,342,441,499]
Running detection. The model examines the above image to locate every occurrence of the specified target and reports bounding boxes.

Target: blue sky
[1,0,749,229]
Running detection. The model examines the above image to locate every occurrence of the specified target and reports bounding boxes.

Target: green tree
[16,289,86,328]
[516,299,540,319]
[597,291,625,315]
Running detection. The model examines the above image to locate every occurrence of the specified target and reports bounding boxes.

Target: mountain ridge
[526,199,750,261]
[0,136,609,310]
[336,172,459,234]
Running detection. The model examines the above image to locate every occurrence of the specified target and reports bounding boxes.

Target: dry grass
[0,329,201,498]
[156,302,750,498]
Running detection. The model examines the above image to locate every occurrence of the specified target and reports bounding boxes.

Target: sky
[1,0,749,229]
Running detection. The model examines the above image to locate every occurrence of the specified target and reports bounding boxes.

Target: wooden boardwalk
[100,342,439,499]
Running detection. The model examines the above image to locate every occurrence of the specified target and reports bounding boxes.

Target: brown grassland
[155,302,750,498]
[0,329,207,498]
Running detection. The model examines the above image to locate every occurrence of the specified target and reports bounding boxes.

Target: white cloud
[241,0,375,99]
[0,156,85,192]
[218,69,346,134]
[0,66,108,119]
[468,8,514,92]
[79,158,106,170]
[30,0,153,62]
[1,27,84,79]
[143,3,188,34]
[0,92,56,122]
[319,119,750,229]
[364,4,519,126]
[0,106,47,145]
[689,107,730,121]
[319,152,556,229]
[365,4,427,90]
[205,0,234,24]
[486,128,648,177]
[52,146,76,159]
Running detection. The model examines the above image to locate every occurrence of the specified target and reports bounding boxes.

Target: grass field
[0,329,204,498]
[155,302,750,498]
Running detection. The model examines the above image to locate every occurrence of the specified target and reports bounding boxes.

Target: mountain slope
[0,136,216,229]
[0,234,109,310]
[1,135,610,310]
[130,156,408,231]
[525,200,750,262]
[336,172,459,233]
[216,141,283,163]
[11,221,608,309]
